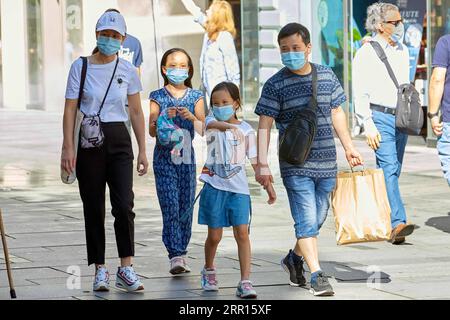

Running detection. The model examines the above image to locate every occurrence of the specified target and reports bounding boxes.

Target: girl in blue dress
[149,48,205,274]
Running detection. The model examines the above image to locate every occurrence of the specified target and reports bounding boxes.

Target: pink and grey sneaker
[93,266,110,292]
[201,268,219,291]
[236,280,257,299]
[115,265,144,292]
[169,256,191,275]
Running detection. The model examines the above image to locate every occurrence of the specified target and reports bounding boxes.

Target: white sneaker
[93,266,110,292]
[169,256,190,275]
[115,265,144,292]
[201,268,219,291]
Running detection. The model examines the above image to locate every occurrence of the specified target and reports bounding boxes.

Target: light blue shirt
[200,31,241,98]
[65,57,142,122]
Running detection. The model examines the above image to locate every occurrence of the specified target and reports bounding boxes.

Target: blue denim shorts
[198,183,251,228]
[282,175,336,239]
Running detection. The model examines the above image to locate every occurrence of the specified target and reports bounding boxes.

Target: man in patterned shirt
[255,23,363,297]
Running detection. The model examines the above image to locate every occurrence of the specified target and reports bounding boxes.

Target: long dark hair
[210,82,242,119]
[160,48,194,88]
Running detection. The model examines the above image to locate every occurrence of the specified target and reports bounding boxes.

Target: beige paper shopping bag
[331,169,392,245]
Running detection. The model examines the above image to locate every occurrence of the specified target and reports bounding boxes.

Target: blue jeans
[437,122,450,186]
[372,111,408,228]
[282,175,336,239]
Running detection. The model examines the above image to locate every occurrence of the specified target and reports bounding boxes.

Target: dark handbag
[279,64,318,166]
[370,41,424,136]
[80,57,120,149]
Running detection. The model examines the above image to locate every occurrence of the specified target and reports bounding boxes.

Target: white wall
[0,0,27,110]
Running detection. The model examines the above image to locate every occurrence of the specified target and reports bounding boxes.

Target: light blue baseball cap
[95,11,127,36]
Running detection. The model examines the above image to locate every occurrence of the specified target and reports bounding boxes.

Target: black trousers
[76,122,135,266]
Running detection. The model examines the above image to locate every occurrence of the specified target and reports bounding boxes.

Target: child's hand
[178,107,196,122]
[167,107,178,119]
[265,183,277,205]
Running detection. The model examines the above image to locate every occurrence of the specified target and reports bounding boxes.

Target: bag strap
[369,41,400,89]
[77,57,88,110]
[311,63,318,105]
[97,57,120,116]
[311,63,318,97]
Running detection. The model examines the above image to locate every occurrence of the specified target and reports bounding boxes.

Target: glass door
[428,0,450,145]
[0,3,3,109]
[25,0,44,110]
[311,0,349,118]
[241,0,259,119]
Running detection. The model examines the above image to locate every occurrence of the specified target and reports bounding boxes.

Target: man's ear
[377,22,385,34]
[306,44,312,57]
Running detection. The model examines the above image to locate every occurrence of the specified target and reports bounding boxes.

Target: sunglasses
[384,19,403,27]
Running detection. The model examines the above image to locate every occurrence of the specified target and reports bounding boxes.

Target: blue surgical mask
[212,105,235,121]
[390,22,405,43]
[166,68,189,85]
[97,36,121,56]
[281,51,307,71]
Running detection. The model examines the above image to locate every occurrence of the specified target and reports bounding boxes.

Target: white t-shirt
[200,118,257,195]
[65,57,142,122]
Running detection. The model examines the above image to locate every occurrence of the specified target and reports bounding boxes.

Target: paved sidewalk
[0,109,449,300]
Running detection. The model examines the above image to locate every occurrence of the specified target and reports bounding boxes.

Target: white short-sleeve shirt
[200,119,257,195]
[65,57,142,122]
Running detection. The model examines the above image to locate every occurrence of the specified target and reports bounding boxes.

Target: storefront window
[430,0,450,61]
[26,0,44,110]
[64,0,84,71]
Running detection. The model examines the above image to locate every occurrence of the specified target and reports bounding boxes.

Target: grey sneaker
[236,280,257,299]
[116,265,144,292]
[281,250,307,287]
[169,256,191,275]
[310,272,334,296]
[93,266,110,292]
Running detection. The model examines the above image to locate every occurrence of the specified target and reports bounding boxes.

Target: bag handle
[350,165,366,175]
[97,57,120,117]
[77,57,88,110]
[369,41,400,89]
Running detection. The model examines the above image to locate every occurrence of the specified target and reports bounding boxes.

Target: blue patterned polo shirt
[255,63,347,179]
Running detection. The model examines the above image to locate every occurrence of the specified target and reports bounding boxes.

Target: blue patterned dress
[149,87,203,259]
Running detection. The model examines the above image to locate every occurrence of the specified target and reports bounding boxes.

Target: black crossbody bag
[279,64,318,166]
[79,57,120,149]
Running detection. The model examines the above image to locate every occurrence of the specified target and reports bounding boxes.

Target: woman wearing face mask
[61,11,148,292]
[149,48,205,275]
[181,0,240,103]
[353,3,415,245]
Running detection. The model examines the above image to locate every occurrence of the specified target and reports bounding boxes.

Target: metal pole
[0,209,16,299]
[343,0,351,126]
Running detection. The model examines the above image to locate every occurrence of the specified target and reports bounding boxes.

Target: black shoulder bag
[370,41,424,136]
[279,64,318,166]
[80,57,120,149]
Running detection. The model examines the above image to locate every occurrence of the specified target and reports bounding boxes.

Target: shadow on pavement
[425,213,450,234]
[320,261,391,284]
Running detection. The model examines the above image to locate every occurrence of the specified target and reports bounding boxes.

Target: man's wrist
[428,111,440,120]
